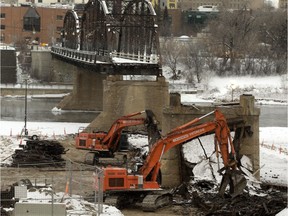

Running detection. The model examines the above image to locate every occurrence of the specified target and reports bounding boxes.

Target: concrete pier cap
[161,93,260,188]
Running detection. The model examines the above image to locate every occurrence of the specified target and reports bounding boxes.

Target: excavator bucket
[219,169,247,197]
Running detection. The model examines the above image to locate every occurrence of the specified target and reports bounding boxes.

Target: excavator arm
[76,110,159,152]
[139,109,245,196]
[140,110,235,179]
[101,111,146,152]
[101,110,160,153]
[102,109,247,211]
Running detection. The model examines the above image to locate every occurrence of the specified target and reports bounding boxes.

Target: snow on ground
[3,187,123,216]
[187,75,287,104]
[1,74,287,215]
[182,127,288,187]
[1,121,287,187]
[1,123,287,215]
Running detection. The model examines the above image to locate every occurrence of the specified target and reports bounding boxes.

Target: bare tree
[207,6,257,74]
[161,38,183,80]
[182,41,206,83]
[257,10,287,75]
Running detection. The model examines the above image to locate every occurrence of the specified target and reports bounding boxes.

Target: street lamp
[23,74,29,136]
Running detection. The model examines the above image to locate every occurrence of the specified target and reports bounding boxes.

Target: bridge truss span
[51,0,162,76]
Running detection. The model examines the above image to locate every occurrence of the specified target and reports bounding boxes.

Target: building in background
[178,0,264,10]
[0,46,17,83]
[0,6,69,45]
[158,0,178,9]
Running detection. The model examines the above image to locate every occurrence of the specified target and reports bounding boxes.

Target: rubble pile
[11,139,67,167]
[173,181,287,216]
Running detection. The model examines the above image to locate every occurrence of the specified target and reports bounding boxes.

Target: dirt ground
[1,136,286,216]
[1,136,205,216]
[121,205,205,216]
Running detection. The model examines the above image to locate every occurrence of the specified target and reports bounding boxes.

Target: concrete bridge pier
[87,76,169,131]
[238,94,260,179]
[161,94,260,187]
[57,68,106,111]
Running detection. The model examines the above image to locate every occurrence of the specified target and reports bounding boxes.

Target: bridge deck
[51,46,161,76]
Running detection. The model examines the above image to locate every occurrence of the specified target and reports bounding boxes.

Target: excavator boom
[103,110,247,205]
[140,110,235,180]
[75,110,160,164]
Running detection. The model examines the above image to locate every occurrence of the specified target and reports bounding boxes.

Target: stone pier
[87,76,169,131]
[57,68,106,111]
[161,93,260,187]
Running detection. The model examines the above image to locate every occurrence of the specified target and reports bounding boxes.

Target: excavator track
[142,191,172,212]
[105,193,136,209]
[104,195,121,208]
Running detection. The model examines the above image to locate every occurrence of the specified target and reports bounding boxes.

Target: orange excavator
[102,109,247,211]
[75,110,160,164]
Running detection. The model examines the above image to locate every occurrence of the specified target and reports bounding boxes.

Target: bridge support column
[161,93,260,188]
[57,68,106,111]
[239,94,260,179]
[87,76,169,131]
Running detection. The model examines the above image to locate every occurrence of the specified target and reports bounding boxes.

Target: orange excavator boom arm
[101,110,160,152]
[140,109,236,181]
[101,111,146,151]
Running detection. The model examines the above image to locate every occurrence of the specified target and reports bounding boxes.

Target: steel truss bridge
[51,0,162,76]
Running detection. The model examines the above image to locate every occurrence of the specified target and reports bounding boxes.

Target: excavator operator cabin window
[79,140,86,146]
[109,178,124,187]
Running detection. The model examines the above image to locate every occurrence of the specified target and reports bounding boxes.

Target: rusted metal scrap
[171,181,287,216]
[189,182,287,216]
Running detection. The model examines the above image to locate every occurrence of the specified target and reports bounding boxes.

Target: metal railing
[110,50,159,64]
[51,46,110,64]
[51,46,160,65]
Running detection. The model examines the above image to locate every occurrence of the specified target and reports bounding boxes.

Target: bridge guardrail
[51,46,159,65]
[110,51,158,64]
[51,46,110,64]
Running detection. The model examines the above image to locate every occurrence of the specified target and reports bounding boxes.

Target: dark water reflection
[0,97,287,127]
[0,97,99,123]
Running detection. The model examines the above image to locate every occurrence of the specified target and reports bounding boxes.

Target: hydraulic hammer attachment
[219,168,247,197]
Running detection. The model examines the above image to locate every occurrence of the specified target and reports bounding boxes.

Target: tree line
[160,8,287,83]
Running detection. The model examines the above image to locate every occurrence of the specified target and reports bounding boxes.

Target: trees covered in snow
[160,8,286,83]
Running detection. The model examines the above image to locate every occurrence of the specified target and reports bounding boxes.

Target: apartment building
[0,6,68,45]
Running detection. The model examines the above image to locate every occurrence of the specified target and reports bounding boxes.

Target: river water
[0,97,99,123]
[0,97,287,127]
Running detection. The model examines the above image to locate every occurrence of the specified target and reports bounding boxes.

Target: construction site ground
[1,136,287,216]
